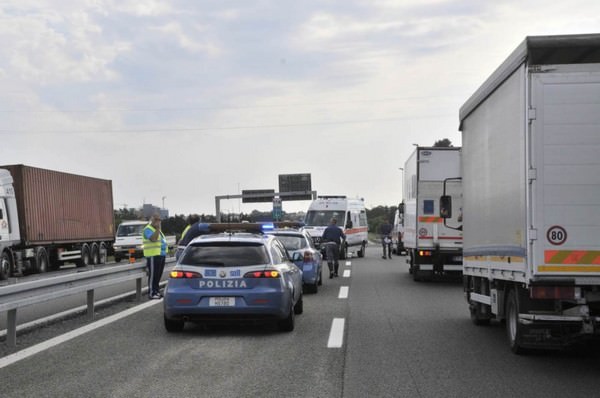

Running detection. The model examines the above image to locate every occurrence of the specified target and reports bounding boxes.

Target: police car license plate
[209,297,235,307]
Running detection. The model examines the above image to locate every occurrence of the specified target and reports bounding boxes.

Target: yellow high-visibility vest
[180,224,191,242]
[142,224,166,257]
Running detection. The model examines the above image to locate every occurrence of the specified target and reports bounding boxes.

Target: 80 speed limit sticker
[547,226,567,246]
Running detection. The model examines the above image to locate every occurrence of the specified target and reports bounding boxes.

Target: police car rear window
[273,235,307,251]
[180,242,270,267]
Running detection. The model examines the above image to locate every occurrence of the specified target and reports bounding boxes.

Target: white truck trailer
[457,34,600,353]
[402,147,463,281]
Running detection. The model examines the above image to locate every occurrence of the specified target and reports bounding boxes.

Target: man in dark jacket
[175,220,211,261]
[322,218,346,278]
[379,219,393,259]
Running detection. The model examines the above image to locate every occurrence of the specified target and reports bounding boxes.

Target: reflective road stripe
[328,318,345,348]
[339,286,349,299]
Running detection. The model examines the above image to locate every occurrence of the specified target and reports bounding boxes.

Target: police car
[264,223,323,294]
[163,223,304,332]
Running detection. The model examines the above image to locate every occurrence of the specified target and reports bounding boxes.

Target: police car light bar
[272,221,305,229]
[205,223,264,234]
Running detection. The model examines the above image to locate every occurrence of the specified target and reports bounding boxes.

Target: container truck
[402,147,463,281]
[456,34,600,353]
[0,165,114,279]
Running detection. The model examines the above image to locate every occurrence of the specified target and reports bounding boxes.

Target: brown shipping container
[0,164,114,244]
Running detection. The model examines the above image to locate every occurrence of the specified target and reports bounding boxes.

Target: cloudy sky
[1,1,599,217]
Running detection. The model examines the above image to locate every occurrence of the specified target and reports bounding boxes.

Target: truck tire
[90,243,100,265]
[99,242,107,264]
[77,244,91,268]
[34,248,49,273]
[0,251,11,280]
[506,288,526,354]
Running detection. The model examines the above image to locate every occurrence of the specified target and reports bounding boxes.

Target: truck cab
[113,221,148,262]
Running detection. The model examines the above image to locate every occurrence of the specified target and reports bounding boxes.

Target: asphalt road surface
[2,246,600,397]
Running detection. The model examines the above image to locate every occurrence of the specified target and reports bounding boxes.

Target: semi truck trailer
[456,34,600,352]
[0,164,114,279]
[402,147,463,281]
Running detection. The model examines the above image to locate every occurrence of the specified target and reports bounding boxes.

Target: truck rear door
[530,64,600,278]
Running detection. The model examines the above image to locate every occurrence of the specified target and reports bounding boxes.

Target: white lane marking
[0,281,168,338]
[338,286,349,299]
[343,269,351,278]
[0,299,162,370]
[345,261,351,266]
[327,318,345,348]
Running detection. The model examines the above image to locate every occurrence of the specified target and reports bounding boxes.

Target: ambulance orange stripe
[418,216,442,223]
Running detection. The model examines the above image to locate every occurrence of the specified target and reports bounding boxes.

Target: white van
[303,196,368,259]
[113,220,176,262]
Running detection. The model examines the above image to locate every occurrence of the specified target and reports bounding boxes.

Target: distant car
[266,228,323,293]
[163,229,304,332]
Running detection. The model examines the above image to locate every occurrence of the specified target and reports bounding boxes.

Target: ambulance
[302,196,368,259]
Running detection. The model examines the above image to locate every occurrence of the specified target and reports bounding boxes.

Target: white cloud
[0,4,130,85]
[153,21,223,57]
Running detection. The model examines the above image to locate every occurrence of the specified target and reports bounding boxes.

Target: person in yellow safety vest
[179,214,201,244]
[143,213,168,299]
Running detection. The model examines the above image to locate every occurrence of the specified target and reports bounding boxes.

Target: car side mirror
[440,196,452,219]
[291,252,303,261]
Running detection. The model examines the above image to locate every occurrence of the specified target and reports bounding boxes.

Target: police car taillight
[170,271,202,279]
[244,270,280,278]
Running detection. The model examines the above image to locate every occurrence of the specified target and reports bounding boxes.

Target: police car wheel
[164,315,185,333]
[278,304,295,332]
[294,294,304,314]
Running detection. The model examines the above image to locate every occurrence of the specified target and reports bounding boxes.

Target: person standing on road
[379,219,393,259]
[179,214,201,244]
[175,217,211,261]
[322,218,346,278]
[143,214,168,299]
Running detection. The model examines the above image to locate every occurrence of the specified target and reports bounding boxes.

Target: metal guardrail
[0,262,147,348]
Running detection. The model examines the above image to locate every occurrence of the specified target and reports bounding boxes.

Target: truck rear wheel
[90,243,100,265]
[99,242,107,264]
[506,288,526,354]
[77,244,91,267]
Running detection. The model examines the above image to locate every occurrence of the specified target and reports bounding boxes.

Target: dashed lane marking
[339,286,349,299]
[343,269,351,278]
[327,318,345,348]
[0,299,162,369]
